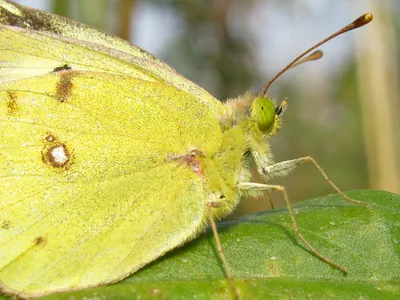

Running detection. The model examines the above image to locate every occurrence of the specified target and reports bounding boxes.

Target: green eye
[251,97,275,132]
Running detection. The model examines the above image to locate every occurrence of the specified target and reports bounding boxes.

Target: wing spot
[1,220,11,230]
[45,134,56,142]
[56,71,74,102]
[34,236,47,246]
[6,91,19,115]
[42,144,71,168]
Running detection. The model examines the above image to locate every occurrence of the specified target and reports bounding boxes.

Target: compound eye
[252,97,275,132]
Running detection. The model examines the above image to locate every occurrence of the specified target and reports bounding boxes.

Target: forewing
[0,0,224,116]
[0,21,223,297]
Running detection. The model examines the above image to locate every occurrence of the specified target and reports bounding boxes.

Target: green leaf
[2,190,399,299]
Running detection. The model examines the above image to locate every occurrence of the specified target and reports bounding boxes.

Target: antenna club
[313,50,323,59]
[353,13,373,28]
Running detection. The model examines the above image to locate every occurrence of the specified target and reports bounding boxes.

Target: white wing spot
[50,145,69,165]
[42,143,71,168]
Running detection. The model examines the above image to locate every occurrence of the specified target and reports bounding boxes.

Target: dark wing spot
[53,64,72,73]
[275,105,283,116]
[34,236,47,246]
[1,220,11,230]
[56,71,74,102]
[6,91,19,115]
[45,133,56,142]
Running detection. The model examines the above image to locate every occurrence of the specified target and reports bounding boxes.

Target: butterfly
[0,0,373,298]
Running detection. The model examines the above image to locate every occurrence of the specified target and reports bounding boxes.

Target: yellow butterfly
[0,0,372,298]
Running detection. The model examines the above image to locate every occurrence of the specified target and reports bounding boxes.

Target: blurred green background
[15,0,400,215]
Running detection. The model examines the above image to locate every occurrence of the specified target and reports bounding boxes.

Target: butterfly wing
[0,70,222,297]
[0,1,225,297]
[0,0,224,116]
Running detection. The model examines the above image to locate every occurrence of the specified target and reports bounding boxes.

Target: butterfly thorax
[201,91,286,219]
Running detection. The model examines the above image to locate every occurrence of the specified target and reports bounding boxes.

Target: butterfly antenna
[261,13,373,96]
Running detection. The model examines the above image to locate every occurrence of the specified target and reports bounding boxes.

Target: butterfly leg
[207,203,240,300]
[238,182,348,273]
[261,156,368,206]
